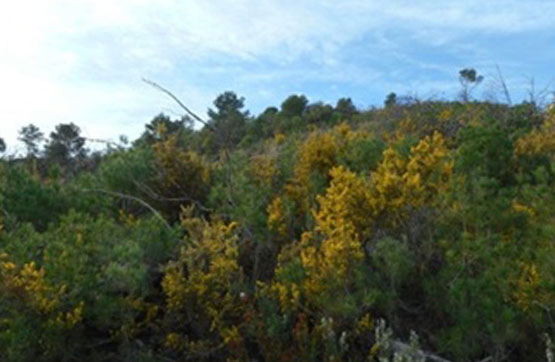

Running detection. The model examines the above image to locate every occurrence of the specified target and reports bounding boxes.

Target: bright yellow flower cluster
[1,259,62,313]
[250,154,277,187]
[269,274,302,311]
[259,243,302,312]
[164,332,183,350]
[403,131,453,205]
[439,109,453,122]
[513,262,541,311]
[153,134,211,190]
[288,130,336,200]
[274,132,286,145]
[54,301,84,328]
[515,106,555,155]
[298,166,371,298]
[295,123,361,182]
[286,123,365,211]
[267,196,288,236]
[511,200,536,218]
[370,131,452,223]
[355,313,374,334]
[118,209,139,226]
[0,254,84,330]
[268,132,452,310]
[113,297,160,339]
[314,165,373,237]
[162,214,240,332]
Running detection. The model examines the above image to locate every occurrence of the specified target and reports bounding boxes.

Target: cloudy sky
[1,0,554,151]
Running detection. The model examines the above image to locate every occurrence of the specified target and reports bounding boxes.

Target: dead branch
[495,65,512,105]
[82,137,125,150]
[80,188,171,230]
[142,78,215,131]
[131,180,213,213]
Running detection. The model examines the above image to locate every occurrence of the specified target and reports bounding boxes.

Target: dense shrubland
[1,87,555,361]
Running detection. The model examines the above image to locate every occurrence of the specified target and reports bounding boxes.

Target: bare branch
[529,78,554,109]
[79,188,171,230]
[82,137,125,150]
[495,65,512,105]
[142,78,215,131]
[132,180,213,213]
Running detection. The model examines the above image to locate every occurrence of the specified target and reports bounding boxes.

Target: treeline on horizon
[1,69,555,361]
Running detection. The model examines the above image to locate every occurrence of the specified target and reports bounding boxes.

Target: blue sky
[1,0,554,151]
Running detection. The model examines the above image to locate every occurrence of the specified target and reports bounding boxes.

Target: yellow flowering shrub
[152,133,211,203]
[162,216,240,328]
[511,200,536,217]
[513,262,541,311]
[274,132,286,145]
[286,123,366,212]
[403,131,453,204]
[54,301,85,328]
[370,131,453,224]
[314,165,373,238]
[267,195,288,236]
[267,166,371,312]
[515,105,555,155]
[267,132,452,314]
[250,154,277,187]
[300,166,371,297]
[439,109,453,122]
[161,210,245,356]
[0,254,84,329]
[1,259,63,313]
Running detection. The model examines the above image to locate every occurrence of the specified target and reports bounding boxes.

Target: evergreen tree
[135,113,190,146]
[45,123,87,170]
[206,91,249,151]
[280,94,308,118]
[18,124,44,158]
[335,97,357,117]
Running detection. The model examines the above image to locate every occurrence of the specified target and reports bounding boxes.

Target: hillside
[1,93,554,362]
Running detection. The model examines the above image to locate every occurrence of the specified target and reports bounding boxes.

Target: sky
[1,0,554,152]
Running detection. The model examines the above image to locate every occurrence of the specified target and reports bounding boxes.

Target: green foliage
[46,123,86,159]
[458,68,484,102]
[456,124,515,186]
[339,137,385,173]
[2,94,555,361]
[335,97,358,118]
[385,92,397,108]
[0,212,180,361]
[281,94,308,118]
[205,91,250,153]
[304,102,334,125]
[134,113,191,147]
[18,124,44,158]
[0,164,69,231]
